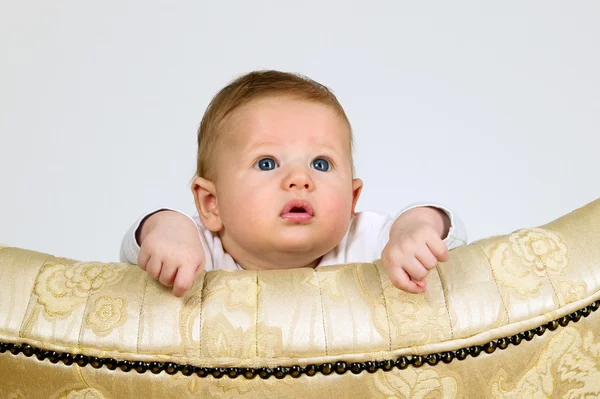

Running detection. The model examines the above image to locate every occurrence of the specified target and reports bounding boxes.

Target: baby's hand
[137,210,205,297]
[382,207,450,294]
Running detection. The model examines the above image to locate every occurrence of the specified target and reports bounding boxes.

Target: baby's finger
[415,247,439,270]
[402,256,429,282]
[413,279,427,289]
[427,237,449,262]
[146,257,163,280]
[159,263,178,287]
[388,266,425,294]
[138,247,151,270]
[173,265,196,298]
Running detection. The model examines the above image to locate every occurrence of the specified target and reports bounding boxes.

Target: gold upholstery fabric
[1,199,599,398]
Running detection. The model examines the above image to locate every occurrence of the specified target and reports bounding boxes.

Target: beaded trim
[1,300,598,379]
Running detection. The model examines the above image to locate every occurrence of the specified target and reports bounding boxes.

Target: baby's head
[192,70,363,270]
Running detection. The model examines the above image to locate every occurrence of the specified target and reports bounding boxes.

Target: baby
[120,70,467,297]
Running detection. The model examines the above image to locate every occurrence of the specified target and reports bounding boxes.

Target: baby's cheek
[321,195,353,226]
[321,196,342,213]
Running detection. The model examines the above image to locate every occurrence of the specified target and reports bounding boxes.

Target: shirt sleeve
[318,203,468,267]
[119,208,199,264]
[393,202,468,250]
[119,208,241,271]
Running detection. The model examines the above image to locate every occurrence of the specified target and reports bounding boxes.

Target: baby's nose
[289,181,311,189]
[283,169,314,191]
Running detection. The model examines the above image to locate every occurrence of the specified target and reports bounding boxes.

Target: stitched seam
[255,271,259,358]
[198,273,208,356]
[78,278,93,348]
[435,266,454,340]
[373,264,392,351]
[136,277,149,354]
[545,268,562,306]
[546,276,561,306]
[544,230,566,307]
[475,243,511,324]
[316,270,328,356]
[18,253,51,337]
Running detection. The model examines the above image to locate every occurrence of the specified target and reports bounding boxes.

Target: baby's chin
[272,239,324,254]
[268,233,335,256]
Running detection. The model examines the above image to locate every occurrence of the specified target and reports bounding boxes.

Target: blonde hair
[195,70,353,181]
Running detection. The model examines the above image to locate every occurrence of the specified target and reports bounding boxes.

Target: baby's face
[208,96,362,269]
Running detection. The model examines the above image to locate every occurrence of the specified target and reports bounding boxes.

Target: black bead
[75,354,89,367]
[365,361,377,373]
[211,368,225,379]
[334,361,347,374]
[426,354,439,365]
[148,362,163,374]
[181,365,195,376]
[497,338,509,350]
[483,342,496,354]
[455,349,468,360]
[350,363,365,374]
[20,344,34,357]
[440,352,453,364]
[196,367,208,378]
[165,363,178,375]
[89,357,103,369]
[48,351,61,364]
[242,368,257,379]
[523,330,535,341]
[289,366,303,378]
[558,316,570,327]
[258,368,272,379]
[412,355,424,367]
[34,349,45,361]
[591,301,600,311]
[132,362,145,373]
[227,368,241,378]
[61,353,74,365]
[118,360,133,372]
[572,311,582,323]
[18,344,31,357]
[0,343,7,353]
[378,360,393,371]
[581,306,591,317]
[273,367,288,379]
[510,334,523,346]
[321,363,333,375]
[9,344,21,355]
[305,365,318,377]
[468,346,482,357]
[535,325,546,336]
[547,320,559,331]
[104,359,117,370]
[395,357,409,369]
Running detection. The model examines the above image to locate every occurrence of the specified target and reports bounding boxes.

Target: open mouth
[280,200,314,222]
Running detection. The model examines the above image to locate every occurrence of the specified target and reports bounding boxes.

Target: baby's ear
[192,177,223,232]
[351,178,363,216]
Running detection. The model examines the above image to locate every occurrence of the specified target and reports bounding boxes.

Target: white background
[1,1,598,263]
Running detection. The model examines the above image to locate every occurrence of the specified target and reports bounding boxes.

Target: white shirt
[120,203,467,270]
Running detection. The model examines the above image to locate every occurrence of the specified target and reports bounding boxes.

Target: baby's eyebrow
[245,141,346,159]
[312,144,347,160]
[246,141,277,151]
[243,140,285,155]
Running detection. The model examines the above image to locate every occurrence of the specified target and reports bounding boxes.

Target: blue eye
[311,158,330,172]
[255,157,278,171]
